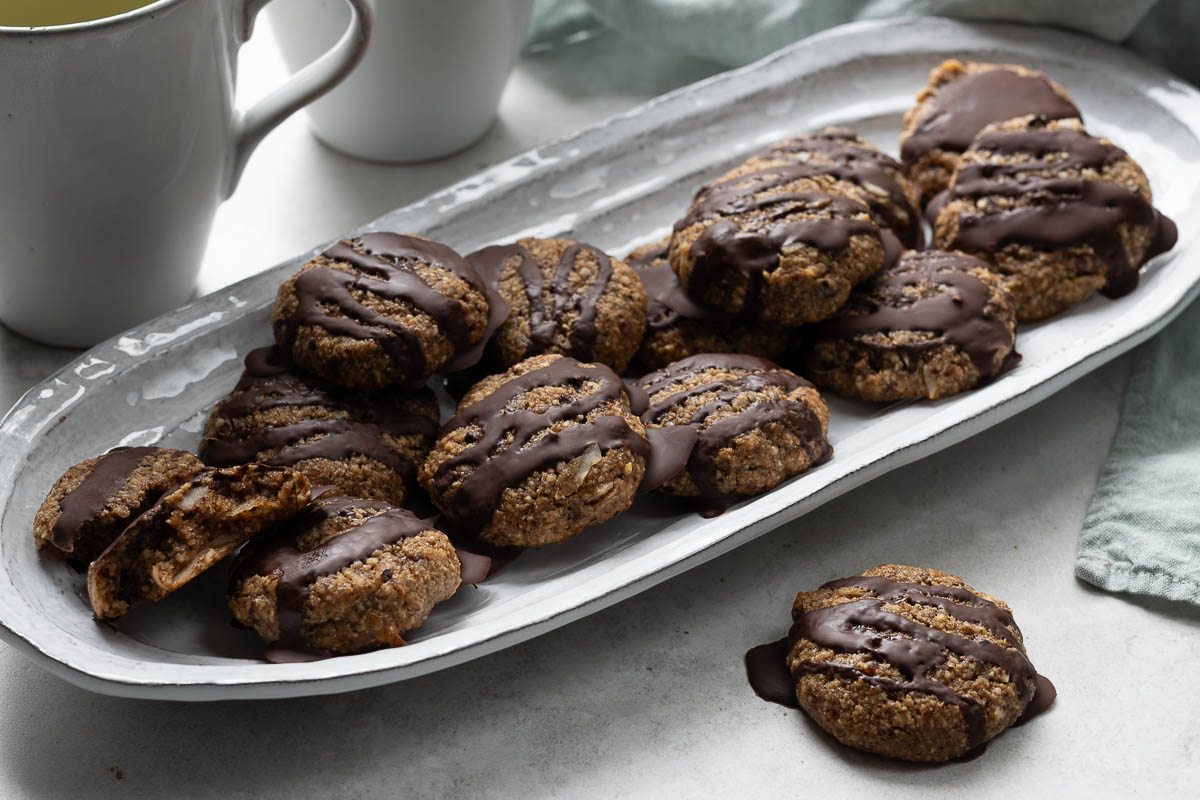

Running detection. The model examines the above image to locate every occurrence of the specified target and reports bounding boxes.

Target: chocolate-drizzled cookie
[33,447,205,565]
[272,232,507,389]
[808,250,1018,402]
[932,116,1177,321]
[419,354,649,548]
[629,238,791,370]
[759,128,923,248]
[467,237,647,373]
[87,464,310,619]
[900,60,1080,200]
[201,347,438,506]
[758,564,1052,762]
[669,156,901,326]
[635,354,830,508]
[228,494,461,659]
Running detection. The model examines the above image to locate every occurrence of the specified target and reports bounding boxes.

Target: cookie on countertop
[807,250,1018,402]
[201,346,438,507]
[272,232,507,390]
[635,354,830,507]
[228,494,462,658]
[776,564,1052,762]
[669,156,900,327]
[33,446,205,565]
[87,464,311,619]
[628,238,791,371]
[932,115,1177,321]
[419,354,649,548]
[467,237,647,373]
[900,60,1080,201]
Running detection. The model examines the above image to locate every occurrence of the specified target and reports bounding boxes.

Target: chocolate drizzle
[51,446,159,552]
[637,355,830,500]
[201,347,437,484]
[277,233,504,386]
[635,260,723,331]
[815,251,1016,377]
[429,357,650,536]
[945,124,1178,296]
[467,241,616,361]
[900,67,1080,164]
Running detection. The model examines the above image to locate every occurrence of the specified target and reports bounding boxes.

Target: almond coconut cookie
[635,354,830,508]
[33,446,205,565]
[807,250,1018,402]
[628,238,791,370]
[669,155,900,327]
[228,494,461,658]
[750,564,1054,762]
[201,346,438,506]
[932,116,1177,321]
[272,232,507,389]
[419,354,649,548]
[87,464,310,619]
[467,237,647,373]
[899,60,1080,201]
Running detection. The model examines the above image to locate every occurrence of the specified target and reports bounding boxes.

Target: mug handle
[225,0,374,196]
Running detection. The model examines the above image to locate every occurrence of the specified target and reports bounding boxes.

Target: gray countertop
[1,23,1196,799]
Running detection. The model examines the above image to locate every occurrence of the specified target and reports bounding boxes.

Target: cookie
[272,232,507,389]
[807,250,1018,402]
[782,565,1049,762]
[758,128,923,248]
[932,116,1177,321]
[419,354,649,548]
[87,464,310,619]
[900,60,1080,201]
[467,237,647,373]
[628,239,791,370]
[669,156,900,326]
[201,347,438,506]
[228,494,461,657]
[33,446,205,565]
[635,354,830,504]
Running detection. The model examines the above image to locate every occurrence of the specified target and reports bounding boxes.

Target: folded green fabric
[1077,299,1200,606]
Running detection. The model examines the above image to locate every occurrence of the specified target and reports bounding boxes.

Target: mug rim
[0,0,182,36]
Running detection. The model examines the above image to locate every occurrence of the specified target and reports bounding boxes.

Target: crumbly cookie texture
[669,153,898,327]
[788,564,1041,762]
[201,346,438,506]
[899,60,1080,201]
[87,465,310,619]
[808,249,1018,402]
[419,353,648,548]
[271,232,504,390]
[629,238,791,370]
[637,354,830,500]
[467,237,647,373]
[932,115,1177,321]
[33,447,205,565]
[228,495,461,655]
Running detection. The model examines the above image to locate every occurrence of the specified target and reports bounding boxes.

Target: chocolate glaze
[761,128,922,247]
[467,241,616,362]
[635,261,723,331]
[51,446,160,552]
[232,495,440,652]
[638,354,830,500]
[815,250,1016,377]
[430,357,650,536]
[900,67,1080,165]
[945,123,1177,296]
[676,166,901,322]
[745,637,801,708]
[277,233,503,387]
[201,347,437,484]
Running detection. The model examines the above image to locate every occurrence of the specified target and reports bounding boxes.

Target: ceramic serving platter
[2,18,1198,700]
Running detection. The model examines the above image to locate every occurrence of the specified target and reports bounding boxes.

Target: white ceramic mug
[0,0,373,347]
[267,0,534,163]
